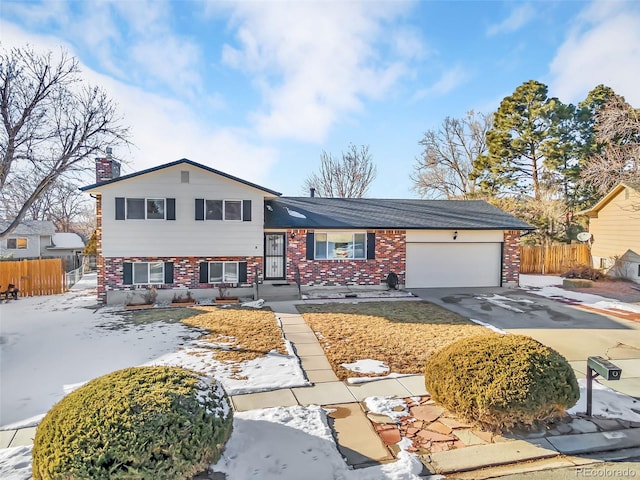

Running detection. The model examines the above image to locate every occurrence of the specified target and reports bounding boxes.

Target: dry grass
[298,301,486,380]
[181,306,286,363]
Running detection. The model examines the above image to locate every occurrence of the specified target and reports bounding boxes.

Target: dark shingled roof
[265,197,533,230]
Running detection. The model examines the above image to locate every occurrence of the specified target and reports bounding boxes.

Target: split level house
[580,182,640,284]
[81,158,533,304]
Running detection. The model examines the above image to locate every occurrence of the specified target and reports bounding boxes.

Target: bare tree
[581,95,640,194]
[303,144,376,197]
[411,111,492,199]
[0,46,129,238]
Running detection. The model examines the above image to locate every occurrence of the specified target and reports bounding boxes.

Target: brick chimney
[95,147,121,183]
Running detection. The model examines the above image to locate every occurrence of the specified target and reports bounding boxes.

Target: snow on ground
[341,359,390,374]
[0,276,306,427]
[364,396,408,421]
[569,379,640,422]
[519,274,640,314]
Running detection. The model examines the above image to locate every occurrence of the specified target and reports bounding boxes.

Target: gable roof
[80,158,282,196]
[0,220,55,236]
[265,197,533,230]
[579,182,640,217]
[48,233,85,250]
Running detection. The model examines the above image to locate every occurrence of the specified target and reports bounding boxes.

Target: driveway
[410,285,640,398]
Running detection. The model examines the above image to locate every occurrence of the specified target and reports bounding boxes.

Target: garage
[405,242,502,288]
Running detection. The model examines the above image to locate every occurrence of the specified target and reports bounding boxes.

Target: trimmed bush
[32,366,233,480]
[562,264,604,281]
[424,334,579,431]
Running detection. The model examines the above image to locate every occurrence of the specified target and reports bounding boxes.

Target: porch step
[257,282,301,302]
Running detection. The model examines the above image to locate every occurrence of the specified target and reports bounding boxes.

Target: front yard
[298,301,487,380]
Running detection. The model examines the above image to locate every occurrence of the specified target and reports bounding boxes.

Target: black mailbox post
[586,356,622,416]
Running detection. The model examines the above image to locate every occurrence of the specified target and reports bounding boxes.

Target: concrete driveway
[410,287,640,398]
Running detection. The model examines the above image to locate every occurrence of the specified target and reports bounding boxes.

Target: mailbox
[587,356,622,381]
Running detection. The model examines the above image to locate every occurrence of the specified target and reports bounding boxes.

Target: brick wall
[95,158,121,183]
[502,230,521,285]
[286,229,406,286]
[101,256,262,301]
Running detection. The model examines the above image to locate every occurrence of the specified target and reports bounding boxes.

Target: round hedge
[32,366,233,480]
[424,334,579,431]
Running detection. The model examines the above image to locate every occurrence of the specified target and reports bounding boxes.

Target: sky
[2,0,640,198]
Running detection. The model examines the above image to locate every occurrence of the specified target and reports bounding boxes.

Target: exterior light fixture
[453,231,458,240]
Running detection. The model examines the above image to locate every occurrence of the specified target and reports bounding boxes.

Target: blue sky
[2,1,639,198]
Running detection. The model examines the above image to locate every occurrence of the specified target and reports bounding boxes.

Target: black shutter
[306,232,314,260]
[123,262,133,284]
[164,262,174,284]
[242,200,252,222]
[166,199,176,220]
[115,197,125,220]
[199,262,209,283]
[367,233,375,260]
[195,199,204,221]
[239,262,247,283]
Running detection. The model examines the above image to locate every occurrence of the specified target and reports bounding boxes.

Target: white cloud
[0,20,278,187]
[487,4,535,36]
[221,1,417,142]
[413,65,470,99]
[549,1,640,105]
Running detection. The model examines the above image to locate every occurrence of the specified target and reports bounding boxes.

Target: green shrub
[32,366,233,480]
[424,334,579,431]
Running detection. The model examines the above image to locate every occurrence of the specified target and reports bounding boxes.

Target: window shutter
[195,199,204,221]
[242,200,252,222]
[166,199,176,220]
[239,262,248,283]
[306,232,314,260]
[123,262,133,284]
[115,198,125,220]
[199,262,209,283]
[164,262,174,284]
[367,233,375,260]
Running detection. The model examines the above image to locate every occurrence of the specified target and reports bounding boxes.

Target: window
[209,262,239,283]
[132,262,164,284]
[314,232,366,259]
[117,197,175,220]
[7,238,27,249]
[181,171,190,183]
[197,199,249,221]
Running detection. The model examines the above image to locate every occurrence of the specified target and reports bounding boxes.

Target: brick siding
[502,230,521,285]
[286,229,406,286]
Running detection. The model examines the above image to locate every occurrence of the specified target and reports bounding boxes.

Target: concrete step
[256,283,300,302]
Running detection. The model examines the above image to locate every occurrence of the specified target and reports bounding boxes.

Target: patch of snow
[211,405,426,480]
[241,299,265,308]
[470,318,508,334]
[364,396,408,421]
[0,446,31,480]
[519,274,563,288]
[524,285,640,314]
[568,379,640,422]
[477,294,524,313]
[346,372,415,384]
[285,207,306,218]
[341,359,389,374]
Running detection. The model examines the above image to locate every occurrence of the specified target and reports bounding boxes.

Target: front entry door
[264,233,286,280]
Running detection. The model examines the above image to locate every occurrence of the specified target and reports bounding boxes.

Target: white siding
[1,234,45,259]
[96,164,270,257]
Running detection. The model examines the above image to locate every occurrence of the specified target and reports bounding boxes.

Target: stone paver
[291,342,326,356]
[276,314,307,325]
[284,332,320,344]
[395,375,429,396]
[424,440,559,474]
[346,379,412,401]
[328,403,393,467]
[9,427,37,447]
[292,382,357,406]
[546,428,640,455]
[305,369,339,383]
[231,389,299,411]
[281,323,315,334]
[0,430,16,449]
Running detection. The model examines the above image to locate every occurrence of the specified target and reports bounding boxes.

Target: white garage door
[406,242,502,288]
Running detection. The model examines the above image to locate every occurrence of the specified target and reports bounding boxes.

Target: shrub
[561,264,605,281]
[424,334,579,432]
[32,366,233,480]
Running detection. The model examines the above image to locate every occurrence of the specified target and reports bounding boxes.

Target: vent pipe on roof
[310,188,315,198]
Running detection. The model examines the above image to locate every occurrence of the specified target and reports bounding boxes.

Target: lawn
[297,301,486,380]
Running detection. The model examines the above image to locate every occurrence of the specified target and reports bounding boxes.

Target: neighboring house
[580,182,640,283]
[45,233,86,270]
[0,220,56,259]
[81,158,533,304]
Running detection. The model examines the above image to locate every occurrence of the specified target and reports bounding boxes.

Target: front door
[264,233,286,280]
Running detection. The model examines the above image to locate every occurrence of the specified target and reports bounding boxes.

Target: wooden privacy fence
[520,244,591,274]
[0,258,66,297]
